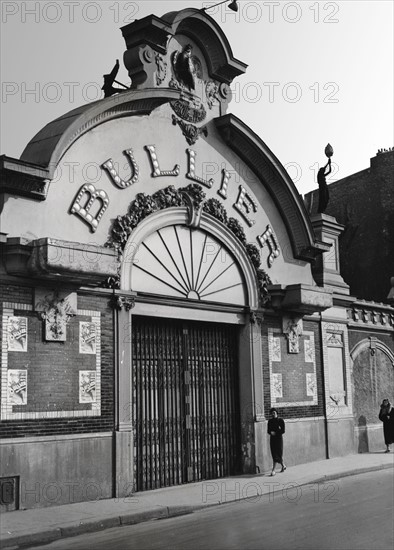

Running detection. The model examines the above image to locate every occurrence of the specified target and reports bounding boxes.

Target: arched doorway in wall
[351,338,394,452]
[121,208,258,490]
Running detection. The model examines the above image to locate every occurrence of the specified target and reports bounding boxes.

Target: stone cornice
[0,156,50,200]
[121,9,247,85]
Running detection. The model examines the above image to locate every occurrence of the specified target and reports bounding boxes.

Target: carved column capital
[111,294,136,311]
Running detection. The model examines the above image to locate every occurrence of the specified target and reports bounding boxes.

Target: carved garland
[104,186,271,306]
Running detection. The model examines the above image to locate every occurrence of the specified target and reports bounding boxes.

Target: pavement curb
[305,462,394,485]
[1,463,393,550]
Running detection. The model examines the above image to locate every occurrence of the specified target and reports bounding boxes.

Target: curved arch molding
[121,8,247,85]
[20,89,181,175]
[215,114,328,262]
[120,207,259,309]
[350,337,394,366]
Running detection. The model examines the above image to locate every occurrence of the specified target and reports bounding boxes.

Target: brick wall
[0,285,115,438]
[262,316,325,420]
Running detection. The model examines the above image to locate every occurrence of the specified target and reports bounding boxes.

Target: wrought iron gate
[132,317,240,491]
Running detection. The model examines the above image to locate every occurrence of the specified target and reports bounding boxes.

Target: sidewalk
[1,452,393,549]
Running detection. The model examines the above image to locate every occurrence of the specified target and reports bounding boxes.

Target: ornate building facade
[1,9,393,510]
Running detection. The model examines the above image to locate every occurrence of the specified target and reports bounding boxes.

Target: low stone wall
[255,417,326,473]
[0,432,113,510]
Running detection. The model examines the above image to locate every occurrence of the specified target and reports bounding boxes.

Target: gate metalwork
[132,317,240,491]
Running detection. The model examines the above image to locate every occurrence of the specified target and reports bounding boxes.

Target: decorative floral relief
[7,317,28,352]
[35,291,77,342]
[79,371,96,403]
[172,115,208,145]
[79,322,97,354]
[327,333,342,346]
[7,369,27,405]
[272,337,281,362]
[272,373,283,398]
[304,338,314,363]
[205,81,219,109]
[105,186,271,306]
[306,373,316,397]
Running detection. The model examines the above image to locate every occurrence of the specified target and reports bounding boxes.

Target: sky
[1,0,393,196]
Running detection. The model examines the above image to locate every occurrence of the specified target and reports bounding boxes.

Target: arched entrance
[351,338,394,452]
[121,208,258,490]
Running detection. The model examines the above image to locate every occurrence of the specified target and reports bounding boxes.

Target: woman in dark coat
[267,408,286,476]
[379,399,394,452]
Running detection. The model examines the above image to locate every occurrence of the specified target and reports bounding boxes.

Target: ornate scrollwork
[106,186,272,307]
[205,81,219,109]
[172,115,208,145]
[107,184,206,253]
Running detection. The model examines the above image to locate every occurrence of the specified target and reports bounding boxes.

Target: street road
[30,469,393,550]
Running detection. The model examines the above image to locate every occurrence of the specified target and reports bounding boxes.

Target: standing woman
[267,408,286,476]
[379,399,394,452]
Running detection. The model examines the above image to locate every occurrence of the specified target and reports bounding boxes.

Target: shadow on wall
[358,415,369,453]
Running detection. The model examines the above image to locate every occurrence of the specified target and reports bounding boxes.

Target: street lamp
[201,1,239,12]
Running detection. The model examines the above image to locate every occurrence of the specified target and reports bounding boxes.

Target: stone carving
[272,373,283,398]
[169,44,207,124]
[7,317,28,352]
[271,336,281,361]
[172,44,201,91]
[329,391,346,406]
[79,322,97,354]
[172,115,208,145]
[203,198,228,224]
[327,332,342,346]
[79,371,96,403]
[111,295,136,311]
[7,369,27,405]
[205,81,219,109]
[304,338,314,363]
[306,373,317,397]
[108,184,206,253]
[35,290,77,342]
[106,186,272,306]
[282,316,303,354]
[170,98,206,124]
[250,311,264,326]
[155,53,167,85]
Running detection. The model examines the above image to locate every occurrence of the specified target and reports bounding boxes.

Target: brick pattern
[1,305,101,421]
[262,317,324,420]
[268,328,318,407]
[0,288,114,438]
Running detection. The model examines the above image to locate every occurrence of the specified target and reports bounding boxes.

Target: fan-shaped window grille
[132,225,247,305]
